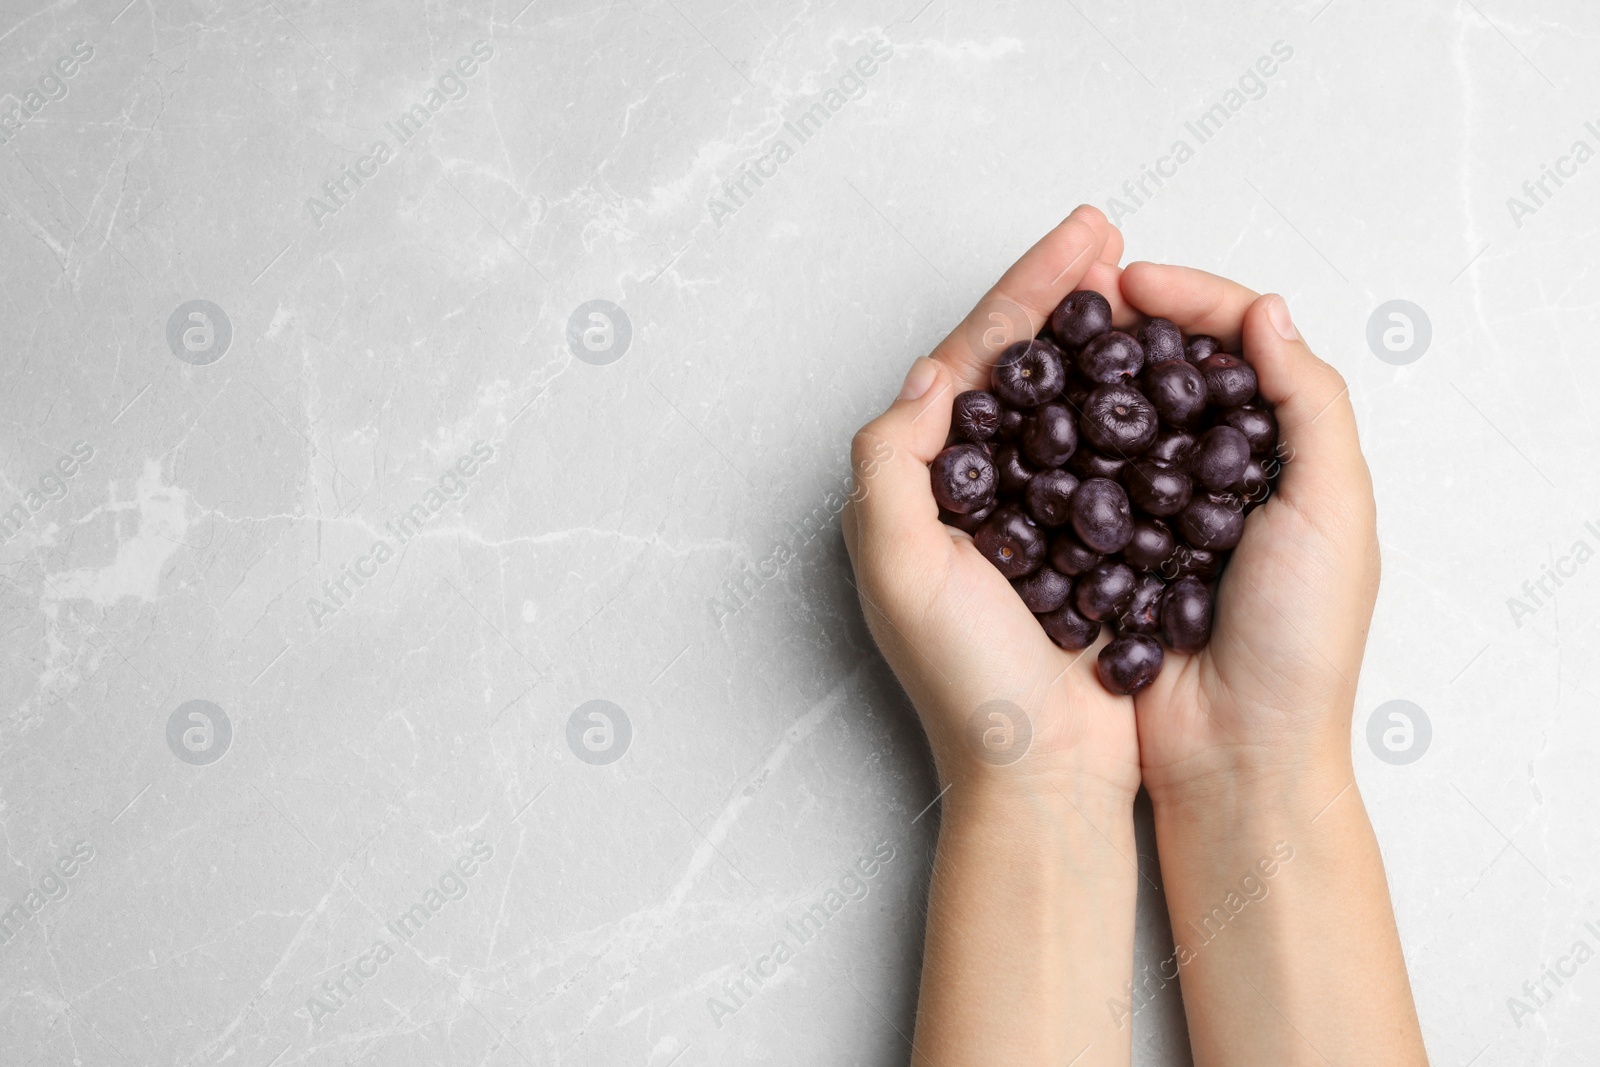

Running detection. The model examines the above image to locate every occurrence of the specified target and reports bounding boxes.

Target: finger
[1080,260,1139,330]
[1099,215,1124,266]
[1240,294,1372,515]
[842,357,960,571]
[1119,263,1259,349]
[931,207,1109,392]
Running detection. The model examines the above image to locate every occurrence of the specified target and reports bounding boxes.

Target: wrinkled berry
[1123,517,1176,572]
[1075,560,1137,621]
[1069,448,1127,481]
[1223,405,1278,457]
[1191,425,1251,492]
[1050,290,1113,349]
[1022,402,1079,468]
[1160,576,1212,653]
[974,506,1047,578]
[931,444,998,515]
[1141,359,1208,429]
[953,390,1003,442]
[1177,494,1245,551]
[1049,531,1103,576]
[1013,566,1073,613]
[1185,335,1221,364]
[1082,384,1159,457]
[1122,457,1193,517]
[992,445,1037,496]
[1039,602,1100,650]
[1025,469,1079,527]
[1117,574,1165,634]
[1097,634,1164,694]
[1070,477,1134,554]
[1138,318,1185,364]
[1076,331,1146,385]
[993,339,1067,408]
[1199,352,1258,408]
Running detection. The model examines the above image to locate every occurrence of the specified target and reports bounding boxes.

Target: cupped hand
[1119,265,1381,802]
[842,206,1141,800]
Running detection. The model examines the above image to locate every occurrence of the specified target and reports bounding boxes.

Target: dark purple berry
[1191,426,1251,492]
[1137,317,1185,364]
[1123,518,1176,572]
[1013,566,1073,613]
[1199,353,1258,408]
[952,390,1003,442]
[1185,335,1221,365]
[1076,331,1146,385]
[1231,458,1269,503]
[1021,402,1079,468]
[1069,477,1134,554]
[992,339,1067,408]
[1159,576,1212,653]
[1062,377,1093,410]
[1223,405,1278,457]
[992,444,1037,496]
[930,444,997,515]
[1069,448,1127,481]
[1097,634,1163,695]
[1050,290,1113,349]
[1075,560,1137,621]
[1148,430,1198,466]
[1049,532,1103,576]
[996,407,1025,441]
[1163,545,1223,581]
[1081,384,1158,457]
[974,506,1047,578]
[1025,469,1079,527]
[1117,574,1165,634]
[1177,495,1245,551]
[940,502,994,534]
[1039,602,1100,651]
[1141,359,1208,429]
[1122,458,1193,518]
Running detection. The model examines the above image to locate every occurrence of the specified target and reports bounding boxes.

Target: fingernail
[1267,295,1298,341]
[898,357,938,401]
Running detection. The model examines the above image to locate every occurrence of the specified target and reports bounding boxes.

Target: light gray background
[1,0,1595,1064]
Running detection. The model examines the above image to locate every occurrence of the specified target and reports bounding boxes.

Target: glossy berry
[1050,290,1113,349]
[1013,566,1073,613]
[974,506,1047,578]
[1123,518,1176,572]
[1081,384,1159,457]
[1223,405,1278,457]
[1117,574,1165,634]
[1075,560,1137,621]
[1062,377,1093,410]
[1142,359,1208,429]
[1148,430,1198,466]
[1069,477,1134,554]
[1069,448,1127,481]
[993,339,1067,408]
[1165,544,1223,581]
[1039,602,1100,651]
[1232,458,1269,503]
[1198,352,1258,408]
[996,407,1025,440]
[1160,576,1212,653]
[1122,457,1193,517]
[940,502,994,534]
[992,445,1037,496]
[1049,532,1103,576]
[1076,331,1146,385]
[1137,317,1185,364]
[1191,425,1251,492]
[1185,335,1221,365]
[1021,402,1079,468]
[1177,494,1245,551]
[930,444,998,515]
[952,390,1003,442]
[1025,469,1079,527]
[1097,634,1163,695]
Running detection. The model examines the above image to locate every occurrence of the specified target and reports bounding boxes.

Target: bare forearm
[1150,755,1427,1066]
[913,781,1137,1067]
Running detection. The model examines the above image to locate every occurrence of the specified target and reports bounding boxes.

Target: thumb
[1240,294,1373,528]
[842,357,960,575]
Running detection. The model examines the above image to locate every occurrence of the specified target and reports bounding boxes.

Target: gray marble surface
[1,0,1596,1064]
